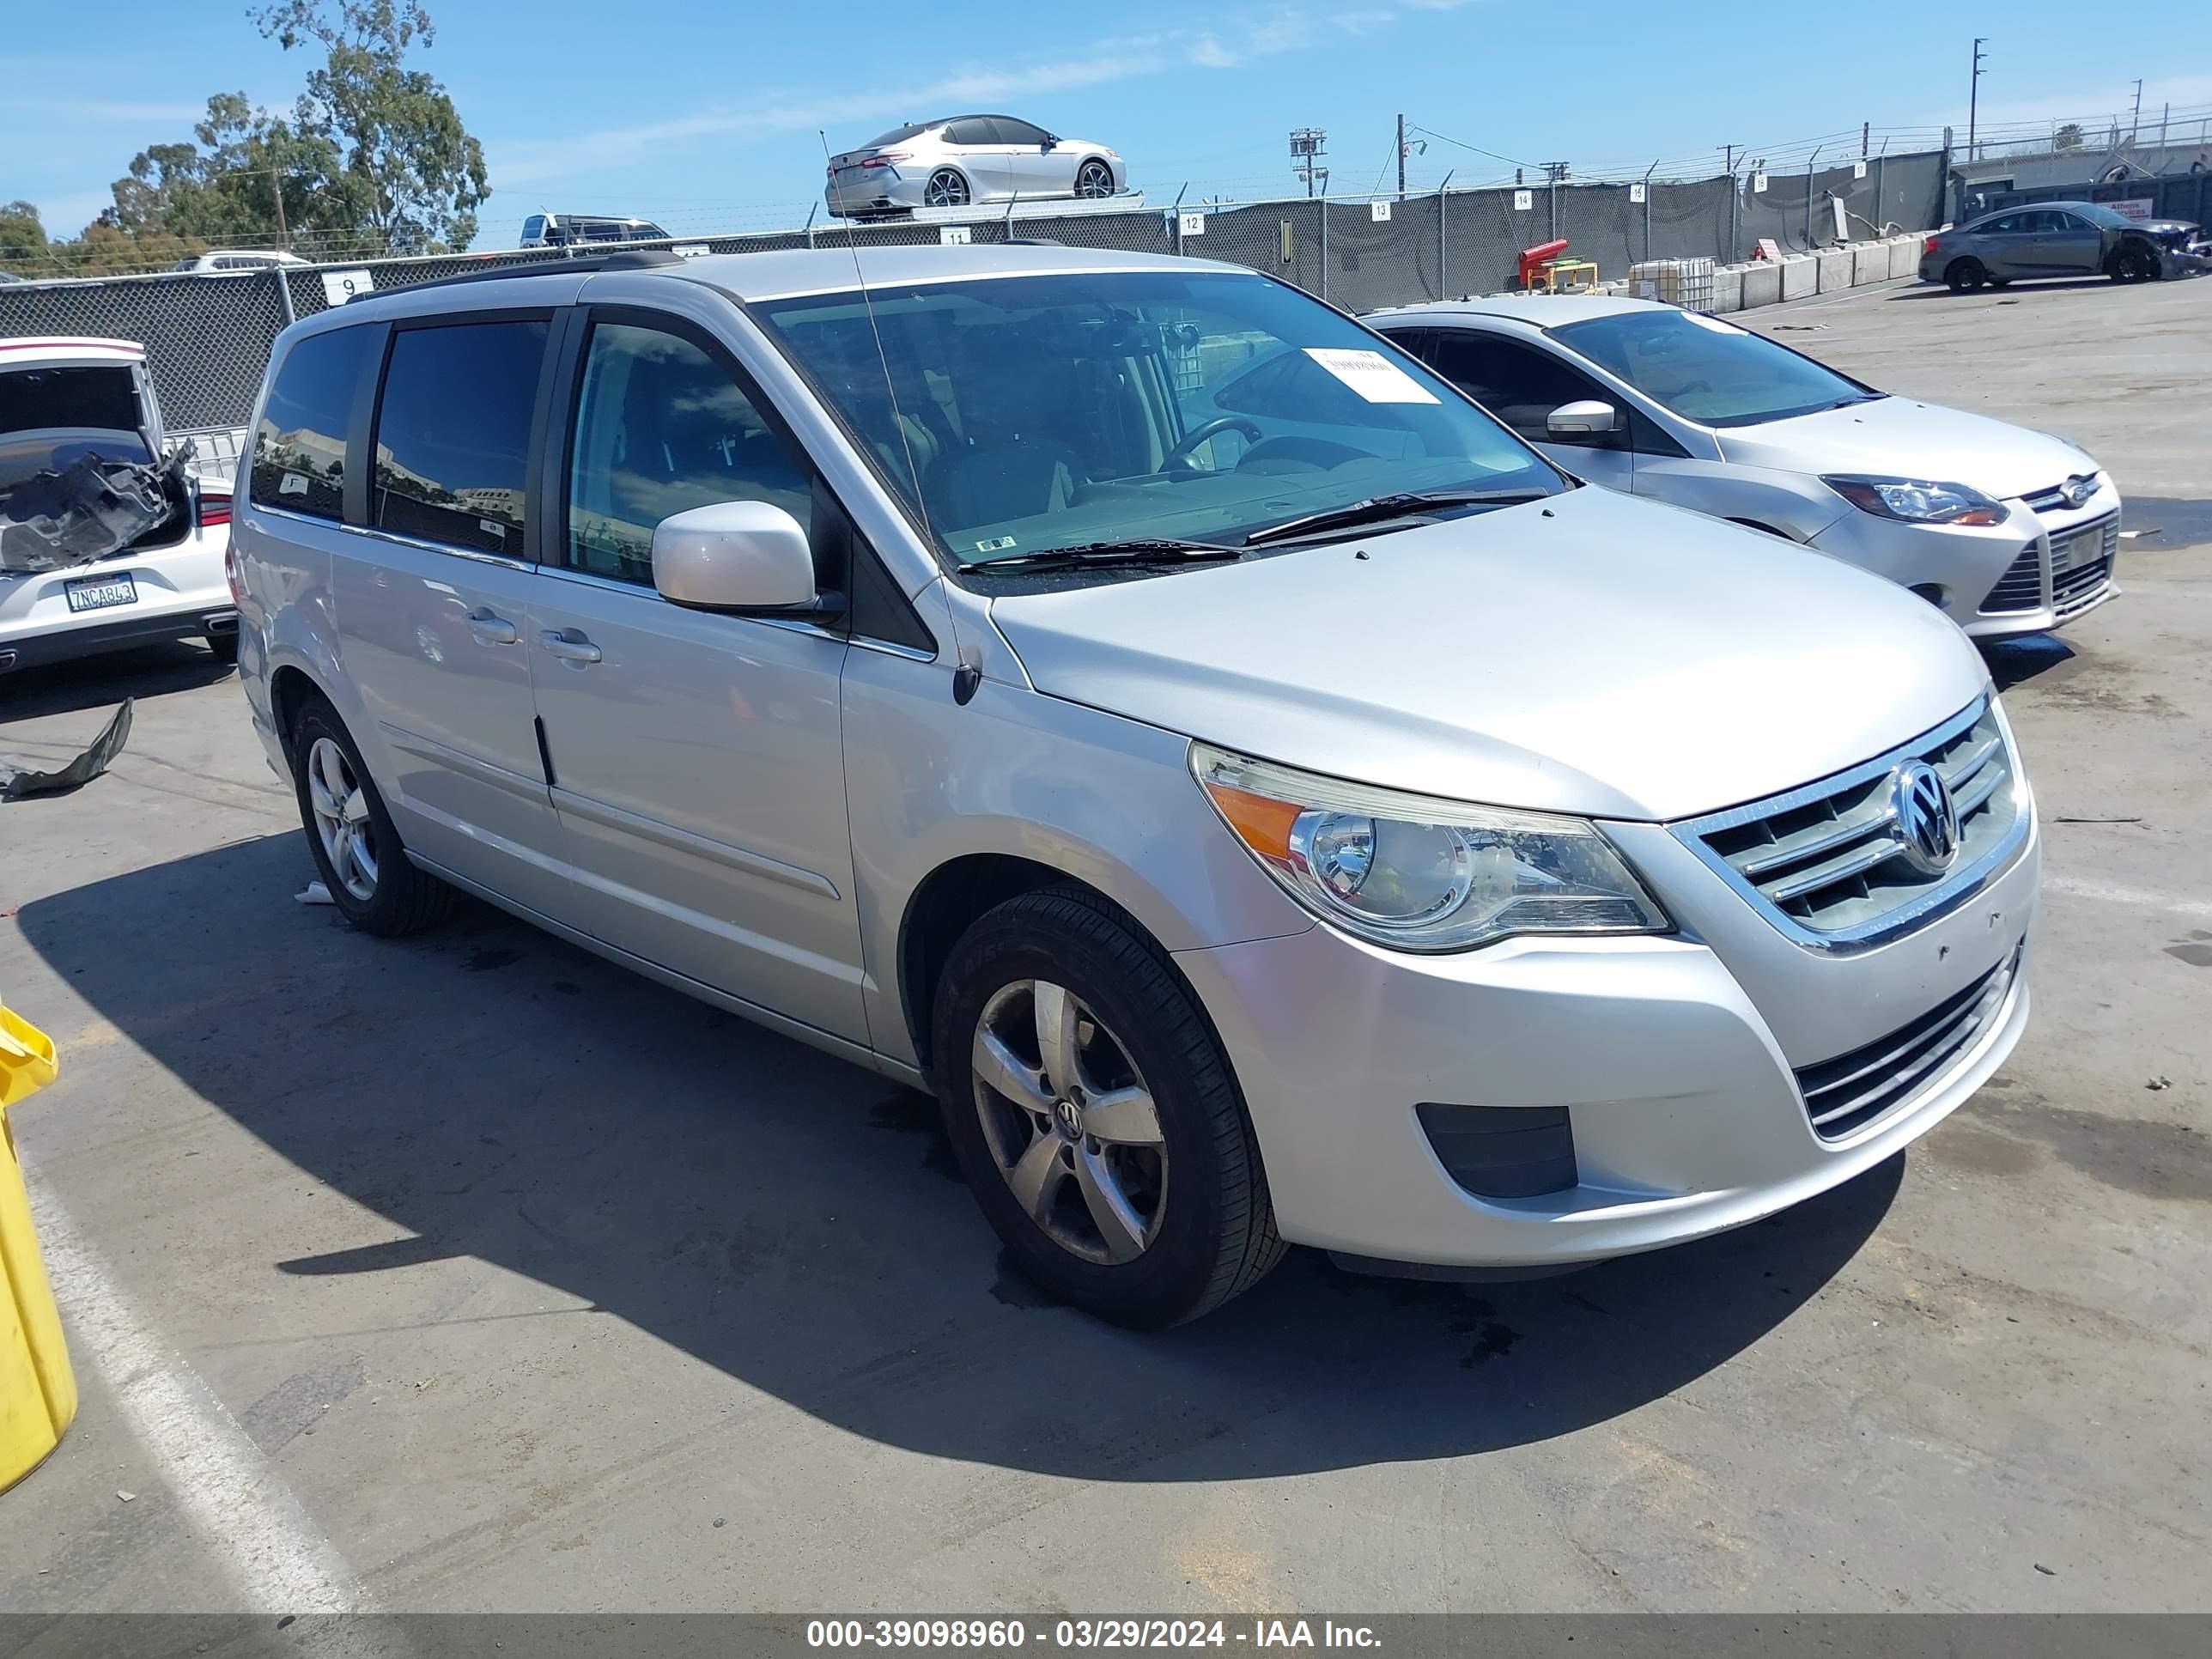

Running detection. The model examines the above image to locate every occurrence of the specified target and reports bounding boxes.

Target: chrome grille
[1794,946,2021,1139]
[1674,698,2026,952]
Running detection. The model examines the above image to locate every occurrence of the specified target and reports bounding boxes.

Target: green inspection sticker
[973,536,1018,553]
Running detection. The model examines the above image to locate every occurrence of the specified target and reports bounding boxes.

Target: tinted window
[252,325,377,520]
[866,123,934,147]
[372,319,546,555]
[996,118,1051,146]
[1551,307,1871,428]
[2076,203,2131,229]
[1418,331,1619,445]
[943,118,995,147]
[1980,213,2027,234]
[522,216,545,240]
[564,322,813,585]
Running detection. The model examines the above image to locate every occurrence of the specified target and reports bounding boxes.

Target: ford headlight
[1194,745,1668,952]
[1824,475,2005,526]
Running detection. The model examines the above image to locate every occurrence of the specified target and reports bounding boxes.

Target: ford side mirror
[1547,400,1620,436]
[651,501,836,614]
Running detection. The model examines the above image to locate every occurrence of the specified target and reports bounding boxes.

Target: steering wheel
[1164,416,1265,471]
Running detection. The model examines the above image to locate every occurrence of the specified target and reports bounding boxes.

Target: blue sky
[5,1,2209,247]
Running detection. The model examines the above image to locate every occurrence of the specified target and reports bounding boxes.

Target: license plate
[64,574,139,612]
[2051,529,2101,574]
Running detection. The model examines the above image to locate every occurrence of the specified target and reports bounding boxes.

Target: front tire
[931,886,1284,1327]
[2106,245,2156,283]
[289,695,456,937]
[1074,159,1115,199]
[1945,258,1987,292]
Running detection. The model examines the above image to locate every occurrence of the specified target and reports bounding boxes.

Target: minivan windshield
[1551,307,1876,428]
[754,270,1561,569]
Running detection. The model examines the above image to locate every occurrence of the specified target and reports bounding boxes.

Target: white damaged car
[1,336,237,674]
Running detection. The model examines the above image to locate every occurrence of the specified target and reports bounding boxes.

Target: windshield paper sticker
[1303,349,1439,404]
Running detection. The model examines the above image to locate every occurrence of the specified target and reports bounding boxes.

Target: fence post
[1642,162,1656,262]
[1437,172,1452,300]
[1548,177,1559,241]
[1729,168,1741,263]
[1319,198,1329,301]
[1873,155,1886,229]
[271,264,295,327]
[1804,145,1822,248]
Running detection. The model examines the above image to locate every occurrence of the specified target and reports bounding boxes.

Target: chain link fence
[0,150,1948,434]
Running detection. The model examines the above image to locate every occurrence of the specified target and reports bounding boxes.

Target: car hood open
[984,483,1989,823]
[1715,395,2099,501]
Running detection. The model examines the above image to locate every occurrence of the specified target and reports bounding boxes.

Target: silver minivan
[232,246,2039,1326]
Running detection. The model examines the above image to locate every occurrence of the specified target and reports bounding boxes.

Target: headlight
[1193,744,1668,952]
[1823,475,2005,526]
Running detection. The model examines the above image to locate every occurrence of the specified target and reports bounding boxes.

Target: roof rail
[349,246,686,302]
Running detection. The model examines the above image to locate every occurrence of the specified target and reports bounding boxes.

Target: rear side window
[372,319,547,556]
[252,325,378,520]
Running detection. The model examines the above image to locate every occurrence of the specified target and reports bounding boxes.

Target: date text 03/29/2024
[805,1620,1383,1650]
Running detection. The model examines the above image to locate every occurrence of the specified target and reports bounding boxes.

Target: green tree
[107,93,356,258]
[255,0,489,254]
[0,201,49,277]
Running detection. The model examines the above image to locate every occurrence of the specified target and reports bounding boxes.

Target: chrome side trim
[549,785,841,899]
[380,724,550,802]
[1669,695,2030,957]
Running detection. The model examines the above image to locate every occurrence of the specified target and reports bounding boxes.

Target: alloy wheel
[926,169,969,208]
[306,736,379,902]
[970,979,1167,1263]
[1075,161,1114,198]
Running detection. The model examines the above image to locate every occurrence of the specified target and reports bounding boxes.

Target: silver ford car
[1370,296,2120,637]
[230,246,2038,1327]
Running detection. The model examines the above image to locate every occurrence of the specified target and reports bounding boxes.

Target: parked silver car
[1917,201,2179,290]
[231,246,2036,1326]
[825,116,1126,218]
[1370,296,2120,637]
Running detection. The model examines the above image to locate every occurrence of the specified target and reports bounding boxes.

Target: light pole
[1968,38,1988,160]
[1291,127,1328,198]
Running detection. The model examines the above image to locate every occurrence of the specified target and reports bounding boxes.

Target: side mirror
[651,501,822,612]
[1547,400,1620,436]
[1042,136,1060,150]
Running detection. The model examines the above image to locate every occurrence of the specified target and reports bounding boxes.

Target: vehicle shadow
[1983,634,2076,692]
[1886,276,2124,301]
[0,641,233,725]
[18,835,1898,1480]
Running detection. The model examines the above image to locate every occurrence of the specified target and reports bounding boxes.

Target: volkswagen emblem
[2061,473,2097,509]
[1891,762,1961,876]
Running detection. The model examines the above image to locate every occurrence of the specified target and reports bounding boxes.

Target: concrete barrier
[1815,249,1854,292]
[1779,256,1816,301]
[1709,266,1744,313]
[1889,236,1921,279]
[1741,262,1784,308]
[1852,243,1887,285]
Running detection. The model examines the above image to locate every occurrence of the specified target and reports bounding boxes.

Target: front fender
[1632,457,1851,543]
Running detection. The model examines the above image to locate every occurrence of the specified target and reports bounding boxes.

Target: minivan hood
[1716,395,2096,501]
[986,483,1988,823]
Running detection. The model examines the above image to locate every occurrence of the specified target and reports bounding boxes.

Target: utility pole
[1291,127,1328,198]
[1396,113,1407,199]
[270,171,289,252]
[1968,38,1988,160]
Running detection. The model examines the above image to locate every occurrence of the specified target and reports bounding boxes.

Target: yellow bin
[0,1003,74,1494]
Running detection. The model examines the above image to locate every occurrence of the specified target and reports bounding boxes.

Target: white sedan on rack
[825,115,1127,218]
[1368,296,2119,637]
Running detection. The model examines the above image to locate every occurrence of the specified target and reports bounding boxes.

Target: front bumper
[1806,481,2120,639]
[1176,790,2039,1271]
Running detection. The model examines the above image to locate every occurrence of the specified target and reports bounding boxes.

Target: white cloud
[1188,36,1241,69]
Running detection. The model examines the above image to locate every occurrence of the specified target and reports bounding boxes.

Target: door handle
[540,628,603,664]
[465,609,519,646]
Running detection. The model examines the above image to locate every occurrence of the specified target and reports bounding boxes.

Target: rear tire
[931,885,1284,1328]
[1945,258,1987,292]
[924,168,970,209]
[289,694,456,938]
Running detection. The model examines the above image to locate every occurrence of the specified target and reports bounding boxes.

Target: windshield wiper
[1242,489,1549,547]
[962,538,1242,575]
